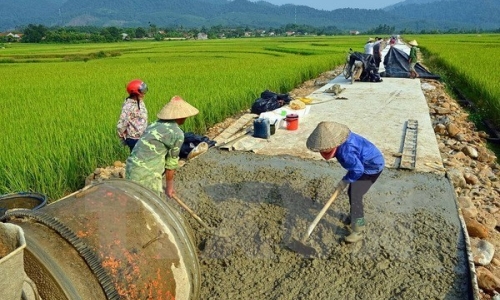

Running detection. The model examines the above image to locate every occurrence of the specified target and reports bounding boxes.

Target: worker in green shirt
[408,40,419,79]
[126,95,199,197]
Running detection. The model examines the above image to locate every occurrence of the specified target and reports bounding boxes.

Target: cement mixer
[0,179,200,299]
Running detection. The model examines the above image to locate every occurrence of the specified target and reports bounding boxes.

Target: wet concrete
[175,150,472,299]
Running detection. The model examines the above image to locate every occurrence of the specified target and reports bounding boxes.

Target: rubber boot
[345,218,365,243]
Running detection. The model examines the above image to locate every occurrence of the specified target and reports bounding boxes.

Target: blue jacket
[335,132,385,183]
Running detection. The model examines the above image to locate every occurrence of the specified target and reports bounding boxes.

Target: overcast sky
[253,0,403,10]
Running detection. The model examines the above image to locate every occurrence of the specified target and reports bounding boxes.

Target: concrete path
[189,41,478,300]
[234,43,444,174]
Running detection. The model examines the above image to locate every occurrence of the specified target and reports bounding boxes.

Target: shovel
[171,195,225,236]
[287,185,342,256]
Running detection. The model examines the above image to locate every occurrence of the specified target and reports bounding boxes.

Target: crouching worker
[306,121,385,243]
[126,96,199,198]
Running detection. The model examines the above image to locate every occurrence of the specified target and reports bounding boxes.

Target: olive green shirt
[409,46,418,63]
[125,120,184,194]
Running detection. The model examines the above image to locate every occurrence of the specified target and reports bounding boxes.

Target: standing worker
[125,96,199,198]
[116,79,149,152]
[389,36,396,47]
[306,121,385,243]
[364,38,374,55]
[372,37,383,71]
[408,40,419,79]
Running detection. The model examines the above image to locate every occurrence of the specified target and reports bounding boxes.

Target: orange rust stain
[101,256,120,276]
[100,239,179,299]
[155,268,162,287]
[76,230,88,238]
[165,291,175,300]
[116,285,128,298]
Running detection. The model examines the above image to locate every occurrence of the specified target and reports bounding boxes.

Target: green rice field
[0,36,363,200]
[406,34,500,124]
[1,34,498,200]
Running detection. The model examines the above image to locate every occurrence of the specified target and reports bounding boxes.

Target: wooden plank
[213,113,257,145]
[217,130,253,151]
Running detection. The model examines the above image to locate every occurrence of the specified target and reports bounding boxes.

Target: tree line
[2,23,499,44]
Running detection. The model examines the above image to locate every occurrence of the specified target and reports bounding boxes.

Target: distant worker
[364,38,374,55]
[408,40,419,79]
[306,121,385,243]
[389,36,396,47]
[372,37,383,70]
[117,79,149,152]
[126,96,199,198]
[379,37,387,50]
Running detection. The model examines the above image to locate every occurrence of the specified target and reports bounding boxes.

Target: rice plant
[408,34,500,126]
[0,36,359,200]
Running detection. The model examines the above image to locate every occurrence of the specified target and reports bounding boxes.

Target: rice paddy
[1,34,498,200]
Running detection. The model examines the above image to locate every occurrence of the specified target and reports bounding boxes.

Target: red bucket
[285,114,299,130]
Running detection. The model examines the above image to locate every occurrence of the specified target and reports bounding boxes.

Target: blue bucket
[253,118,270,139]
[0,192,48,216]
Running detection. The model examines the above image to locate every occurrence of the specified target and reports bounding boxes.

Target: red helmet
[126,79,148,95]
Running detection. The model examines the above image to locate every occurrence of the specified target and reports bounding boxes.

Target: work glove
[337,180,349,192]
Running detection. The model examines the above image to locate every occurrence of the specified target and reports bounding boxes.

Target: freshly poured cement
[175,150,472,300]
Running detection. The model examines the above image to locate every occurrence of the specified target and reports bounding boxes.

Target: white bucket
[0,223,27,300]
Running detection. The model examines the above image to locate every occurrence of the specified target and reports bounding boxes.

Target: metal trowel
[287,186,341,256]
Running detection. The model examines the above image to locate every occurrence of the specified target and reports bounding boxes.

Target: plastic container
[0,192,47,211]
[270,122,277,135]
[259,112,281,126]
[0,192,47,218]
[0,223,27,300]
[253,118,271,139]
[284,114,299,130]
[273,105,310,119]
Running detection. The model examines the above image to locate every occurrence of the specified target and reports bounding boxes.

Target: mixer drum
[5,179,200,300]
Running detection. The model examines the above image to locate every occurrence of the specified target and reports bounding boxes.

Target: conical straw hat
[157,95,199,120]
[306,121,350,152]
[408,40,418,46]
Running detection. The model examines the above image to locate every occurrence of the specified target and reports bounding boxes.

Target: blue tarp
[382,47,440,79]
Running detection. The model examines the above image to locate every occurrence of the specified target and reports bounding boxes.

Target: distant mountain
[0,0,59,29]
[383,0,456,10]
[1,0,498,32]
[385,0,500,30]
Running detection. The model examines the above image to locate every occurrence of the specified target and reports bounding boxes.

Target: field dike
[175,150,472,299]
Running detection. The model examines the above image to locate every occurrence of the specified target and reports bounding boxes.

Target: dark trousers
[374,56,381,69]
[348,171,382,220]
[125,138,139,152]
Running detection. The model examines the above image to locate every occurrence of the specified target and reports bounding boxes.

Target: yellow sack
[290,100,306,110]
[298,97,312,104]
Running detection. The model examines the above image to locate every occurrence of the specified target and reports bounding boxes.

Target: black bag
[251,90,291,114]
[369,71,383,82]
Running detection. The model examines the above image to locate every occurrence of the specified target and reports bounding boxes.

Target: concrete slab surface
[237,44,443,174]
[198,42,475,300]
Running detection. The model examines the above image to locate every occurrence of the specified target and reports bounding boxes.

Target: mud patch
[175,150,471,299]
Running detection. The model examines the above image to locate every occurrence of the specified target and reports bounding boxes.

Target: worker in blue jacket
[306,121,385,243]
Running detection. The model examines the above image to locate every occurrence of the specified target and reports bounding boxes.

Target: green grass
[1,36,370,200]
[405,34,500,126]
[3,34,498,200]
